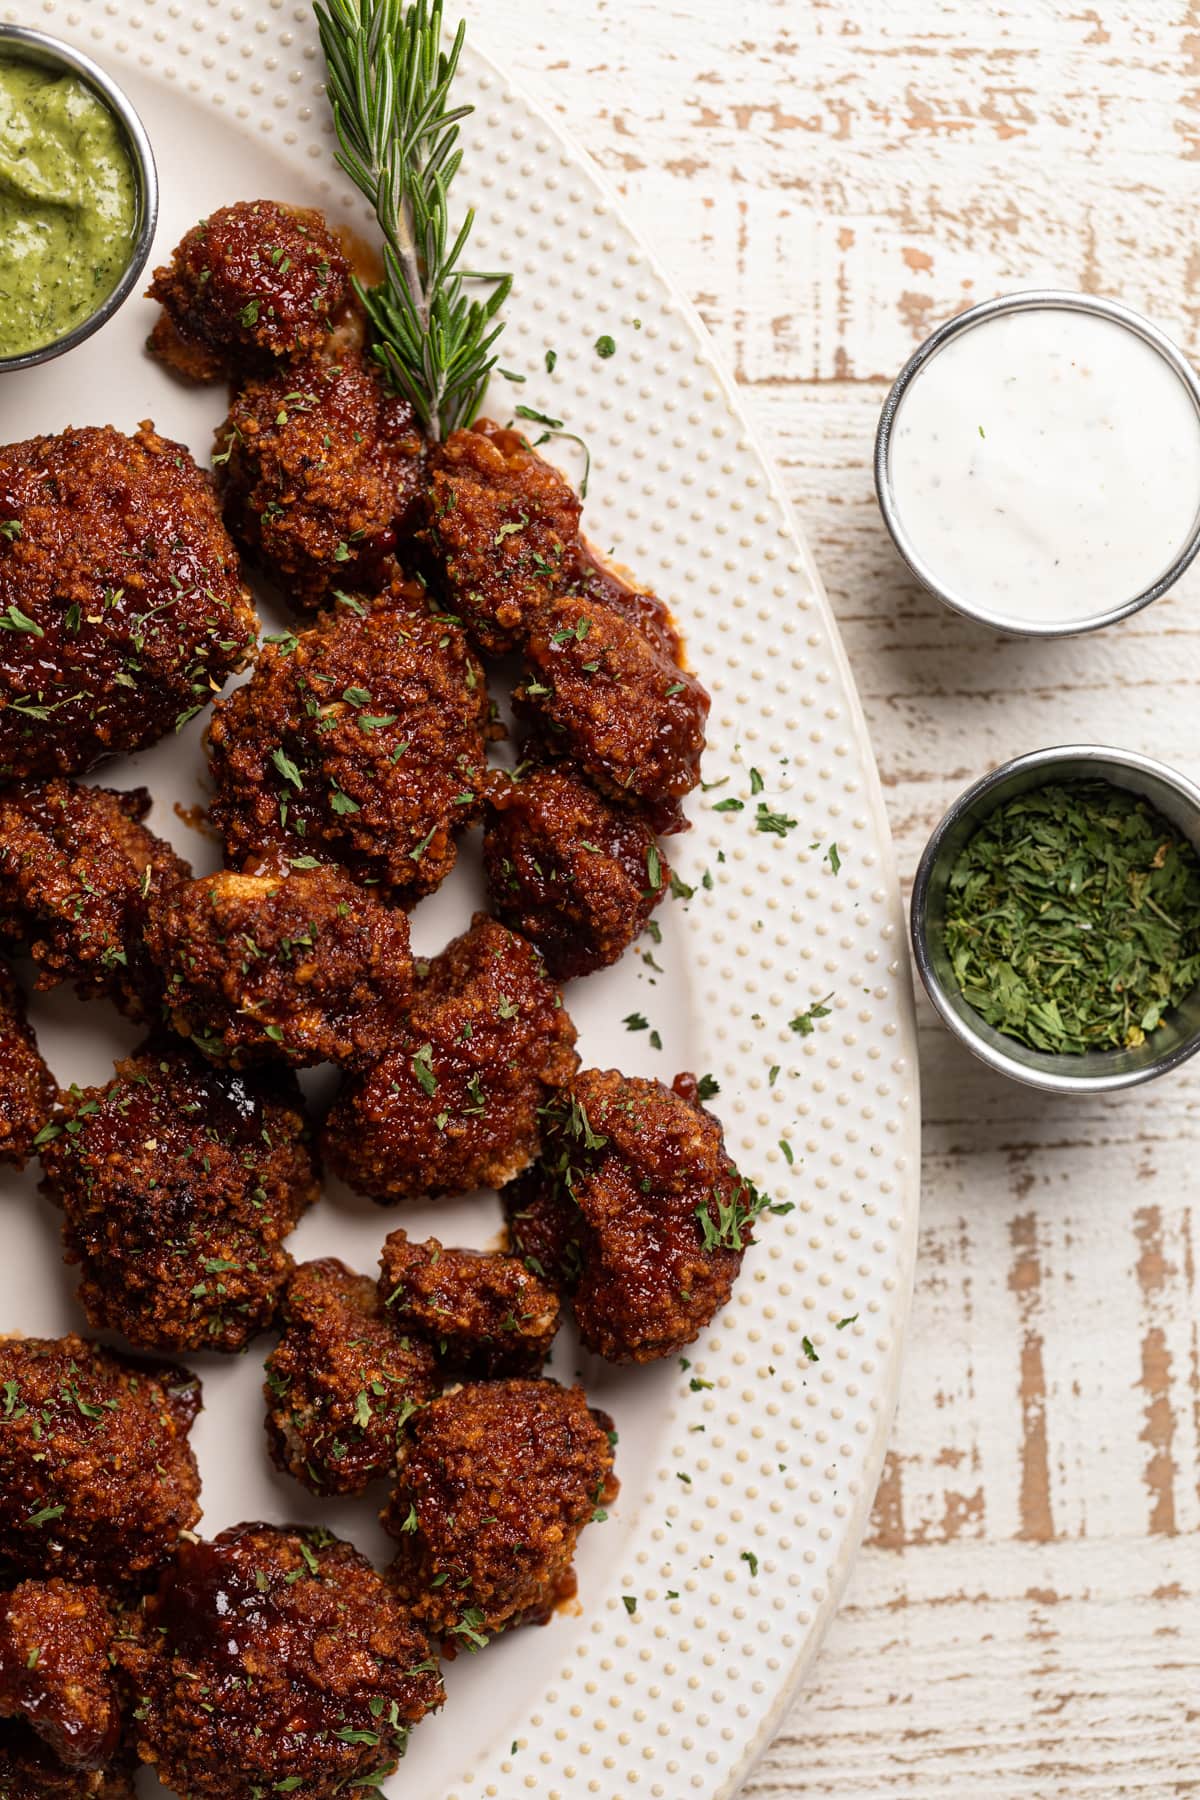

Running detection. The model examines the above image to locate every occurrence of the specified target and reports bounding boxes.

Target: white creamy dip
[885,302,1200,628]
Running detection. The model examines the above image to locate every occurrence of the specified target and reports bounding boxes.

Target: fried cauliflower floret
[38,1042,317,1354]
[423,421,583,654]
[207,583,491,904]
[0,1722,136,1800]
[116,1523,444,1800]
[424,420,684,660]
[504,1069,761,1364]
[0,1335,201,1587]
[321,913,578,1202]
[145,860,412,1069]
[0,1581,121,1771]
[483,761,670,979]
[146,200,352,382]
[514,595,709,816]
[0,424,256,780]
[577,549,684,664]
[383,1378,617,1641]
[378,1230,561,1378]
[215,356,425,610]
[0,962,55,1169]
[264,1258,438,1497]
[0,781,189,1020]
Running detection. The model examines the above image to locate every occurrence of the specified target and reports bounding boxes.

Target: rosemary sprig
[314,0,511,438]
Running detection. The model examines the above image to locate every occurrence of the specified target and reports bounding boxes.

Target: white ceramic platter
[0,3,920,1796]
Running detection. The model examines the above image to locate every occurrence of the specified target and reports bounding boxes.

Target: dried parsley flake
[943,780,1200,1055]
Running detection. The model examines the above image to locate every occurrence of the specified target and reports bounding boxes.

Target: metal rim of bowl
[0,24,158,373]
[909,743,1200,1094]
[874,289,1200,639]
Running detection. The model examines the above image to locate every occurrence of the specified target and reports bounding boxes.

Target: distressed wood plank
[480,1,1200,1791]
[744,1537,1200,1797]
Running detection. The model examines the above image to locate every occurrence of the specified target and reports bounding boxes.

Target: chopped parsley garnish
[452,1608,489,1651]
[409,823,438,862]
[516,402,562,430]
[789,994,834,1036]
[411,1044,438,1097]
[270,746,304,790]
[755,802,798,837]
[512,404,592,498]
[695,1178,773,1253]
[0,604,43,637]
[25,1504,65,1528]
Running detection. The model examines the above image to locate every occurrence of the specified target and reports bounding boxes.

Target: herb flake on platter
[790,994,834,1037]
[942,779,1200,1055]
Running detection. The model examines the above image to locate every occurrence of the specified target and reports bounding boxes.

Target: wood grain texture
[478,0,1200,1792]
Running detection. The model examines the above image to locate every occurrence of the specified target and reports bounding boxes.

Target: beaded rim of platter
[1,3,921,1796]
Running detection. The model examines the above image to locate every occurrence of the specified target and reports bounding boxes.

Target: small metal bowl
[0,25,158,373]
[910,744,1200,1093]
[875,290,1200,638]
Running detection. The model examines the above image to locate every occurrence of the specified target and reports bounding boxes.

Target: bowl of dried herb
[910,744,1200,1092]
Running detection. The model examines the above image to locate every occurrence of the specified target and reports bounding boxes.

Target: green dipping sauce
[0,54,137,357]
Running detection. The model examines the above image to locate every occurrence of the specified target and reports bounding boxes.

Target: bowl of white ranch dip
[875,290,1200,635]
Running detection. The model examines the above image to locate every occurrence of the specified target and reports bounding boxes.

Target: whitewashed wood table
[483,1,1200,1793]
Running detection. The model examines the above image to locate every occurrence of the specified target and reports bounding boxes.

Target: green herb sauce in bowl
[0,56,135,355]
[0,27,156,370]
